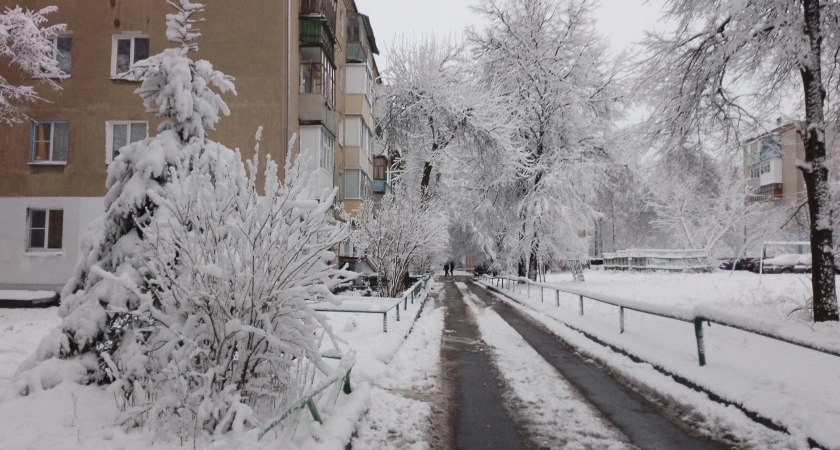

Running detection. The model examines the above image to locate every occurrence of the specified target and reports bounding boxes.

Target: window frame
[45,35,72,77]
[111,35,150,78]
[26,208,63,251]
[343,169,371,200]
[300,47,336,108]
[29,120,69,165]
[105,120,149,164]
[320,128,335,175]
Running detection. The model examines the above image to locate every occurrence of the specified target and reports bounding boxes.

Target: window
[27,209,63,250]
[47,36,72,76]
[112,35,150,77]
[760,160,770,175]
[344,169,361,199]
[300,47,336,107]
[373,157,387,180]
[343,169,371,200]
[360,122,372,158]
[30,120,68,163]
[320,128,334,174]
[365,67,375,104]
[106,121,148,163]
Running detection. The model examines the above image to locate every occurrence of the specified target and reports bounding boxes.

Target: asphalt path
[440,278,529,449]
[459,278,731,450]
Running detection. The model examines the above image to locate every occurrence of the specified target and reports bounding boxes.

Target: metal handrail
[483,274,840,366]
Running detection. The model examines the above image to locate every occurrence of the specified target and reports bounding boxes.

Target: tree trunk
[528,237,539,281]
[800,0,839,322]
[570,260,585,282]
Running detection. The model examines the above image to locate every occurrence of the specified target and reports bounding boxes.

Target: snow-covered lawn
[0,284,437,449]
[482,269,840,448]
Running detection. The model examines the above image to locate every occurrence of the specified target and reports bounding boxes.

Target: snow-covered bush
[0,5,66,123]
[7,0,353,438]
[353,188,446,297]
[115,140,352,435]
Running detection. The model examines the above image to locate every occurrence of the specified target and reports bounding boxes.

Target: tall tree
[0,5,65,124]
[469,0,621,280]
[639,0,840,321]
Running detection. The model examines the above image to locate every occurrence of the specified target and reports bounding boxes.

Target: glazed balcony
[300,0,336,38]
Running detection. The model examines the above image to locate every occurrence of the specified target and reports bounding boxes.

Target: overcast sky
[355,0,667,70]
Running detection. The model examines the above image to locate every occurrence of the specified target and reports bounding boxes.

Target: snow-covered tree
[380,35,514,199]
[8,0,354,439]
[0,5,66,124]
[353,187,446,297]
[646,151,792,258]
[638,0,840,321]
[468,0,622,280]
[116,141,351,435]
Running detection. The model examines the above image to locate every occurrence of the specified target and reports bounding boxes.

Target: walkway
[439,276,730,449]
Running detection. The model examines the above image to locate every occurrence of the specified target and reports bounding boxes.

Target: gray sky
[355,0,667,70]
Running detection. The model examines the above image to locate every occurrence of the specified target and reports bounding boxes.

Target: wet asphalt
[440,276,731,450]
[441,279,528,449]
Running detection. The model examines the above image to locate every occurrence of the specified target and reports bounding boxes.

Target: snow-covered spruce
[0,5,66,124]
[6,0,354,438]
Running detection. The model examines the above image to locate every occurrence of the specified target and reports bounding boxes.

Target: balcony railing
[300,0,336,37]
[300,19,335,61]
[346,42,366,63]
[373,180,388,194]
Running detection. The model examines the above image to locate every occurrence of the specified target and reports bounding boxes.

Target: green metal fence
[483,274,840,367]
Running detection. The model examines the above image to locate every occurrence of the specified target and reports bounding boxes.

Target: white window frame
[111,35,150,78]
[106,121,148,164]
[359,121,372,159]
[29,120,69,165]
[365,67,375,105]
[26,208,63,251]
[45,35,72,77]
[320,128,335,175]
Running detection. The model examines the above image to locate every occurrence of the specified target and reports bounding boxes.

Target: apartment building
[0,0,382,290]
[743,122,806,205]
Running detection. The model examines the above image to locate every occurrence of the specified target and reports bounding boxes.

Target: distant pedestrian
[444,262,451,277]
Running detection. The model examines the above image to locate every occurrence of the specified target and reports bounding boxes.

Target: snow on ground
[0,282,437,449]
[481,269,840,448]
[351,286,445,449]
[456,282,631,449]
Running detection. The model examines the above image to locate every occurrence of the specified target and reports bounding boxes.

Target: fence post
[306,399,322,424]
[540,286,544,302]
[694,317,706,366]
[579,295,584,316]
[619,307,625,334]
[383,313,387,333]
[343,370,352,394]
[555,289,560,307]
[411,291,415,305]
[396,304,400,322]
[527,281,530,297]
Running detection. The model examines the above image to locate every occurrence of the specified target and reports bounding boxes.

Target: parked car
[753,254,806,274]
[793,254,812,273]
[719,257,757,271]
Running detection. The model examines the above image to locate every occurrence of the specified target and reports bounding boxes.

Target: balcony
[346,42,367,63]
[299,94,336,135]
[300,19,335,61]
[300,0,336,38]
[373,180,388,194]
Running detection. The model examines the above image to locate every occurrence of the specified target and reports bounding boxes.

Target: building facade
[743,122,806,205]
[0,0,381,290]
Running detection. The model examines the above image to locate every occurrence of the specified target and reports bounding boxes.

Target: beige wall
[0,0,295,197]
